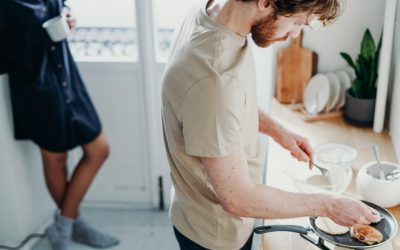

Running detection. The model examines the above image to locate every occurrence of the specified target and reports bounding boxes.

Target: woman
[0,1,119,249]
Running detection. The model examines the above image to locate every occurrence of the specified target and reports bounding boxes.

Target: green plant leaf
[357,55,367,82]
[369,31,382,98]
[341,28,381,99]
[375,31,383,61]
[369,64,377,90]
[369,57,378,93]
[361,29,375,61]
[352,79,363,98]
[340,52,357,72]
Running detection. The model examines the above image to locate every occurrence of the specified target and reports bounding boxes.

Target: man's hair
[239,0,342,25]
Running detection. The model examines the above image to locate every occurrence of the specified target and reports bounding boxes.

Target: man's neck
[206,0,256,37]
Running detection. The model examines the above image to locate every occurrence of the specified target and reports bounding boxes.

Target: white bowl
[356,161,400,208]
[314,142,357,166]
[287,163,353,195]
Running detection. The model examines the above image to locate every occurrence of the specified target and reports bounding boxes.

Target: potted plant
[340,28,382,126]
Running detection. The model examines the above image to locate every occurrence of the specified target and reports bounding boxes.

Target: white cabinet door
[69,62,152,206]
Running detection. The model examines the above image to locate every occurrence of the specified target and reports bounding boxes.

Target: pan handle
[253,225,311,235]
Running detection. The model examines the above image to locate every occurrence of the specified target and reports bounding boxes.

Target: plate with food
[254,201,398,249]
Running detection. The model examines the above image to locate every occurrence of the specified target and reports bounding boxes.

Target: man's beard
[251,14,288,47]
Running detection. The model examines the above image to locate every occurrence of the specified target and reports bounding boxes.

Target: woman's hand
[61,7,76,30]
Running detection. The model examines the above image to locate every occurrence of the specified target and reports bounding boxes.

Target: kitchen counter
[262,99,400,250]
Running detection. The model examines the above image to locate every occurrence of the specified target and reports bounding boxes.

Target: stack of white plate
[303,67,355,115]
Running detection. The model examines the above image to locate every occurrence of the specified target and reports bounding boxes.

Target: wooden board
[275,31,317,104]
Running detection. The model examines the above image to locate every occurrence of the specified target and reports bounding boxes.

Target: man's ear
[257,0,273,11]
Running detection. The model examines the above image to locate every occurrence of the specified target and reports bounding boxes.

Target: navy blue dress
[0,0,102,152]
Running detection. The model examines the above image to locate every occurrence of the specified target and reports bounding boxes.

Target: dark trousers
[173,227,253,250]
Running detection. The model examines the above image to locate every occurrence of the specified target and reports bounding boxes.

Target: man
[161,0,381,249]
[0,1,118,250]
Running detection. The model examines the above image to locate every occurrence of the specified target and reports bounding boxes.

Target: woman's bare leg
[60,132,110,218]
[40,150,68,208]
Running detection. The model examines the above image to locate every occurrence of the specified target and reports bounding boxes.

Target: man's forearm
[258,109,284,139]
[227,183,330,219]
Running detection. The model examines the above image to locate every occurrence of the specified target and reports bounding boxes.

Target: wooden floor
[32,208,179,250]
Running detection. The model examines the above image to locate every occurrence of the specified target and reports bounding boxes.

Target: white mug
[42,15,70,42]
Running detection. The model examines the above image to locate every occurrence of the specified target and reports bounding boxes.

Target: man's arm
[201,150,381,227]
[259,109,313,164]
[258,109,283,137]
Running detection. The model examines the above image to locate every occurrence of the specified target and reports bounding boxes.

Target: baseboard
[80,200,155,210]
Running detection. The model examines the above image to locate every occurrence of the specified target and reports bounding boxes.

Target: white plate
[335,70,352,108]
[325,73,341,111]
[342,66,356,81]
[303,74,330,114]
[314,143,358,165]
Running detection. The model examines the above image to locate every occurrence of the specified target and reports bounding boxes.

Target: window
[67,0,138,61]
[66,0,198,62]
[152,0,198,61]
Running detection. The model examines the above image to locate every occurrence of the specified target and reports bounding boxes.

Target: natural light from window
[152,0,198,61]
[66,0,198,62]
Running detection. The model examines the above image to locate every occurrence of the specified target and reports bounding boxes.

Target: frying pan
[254,201,398,249]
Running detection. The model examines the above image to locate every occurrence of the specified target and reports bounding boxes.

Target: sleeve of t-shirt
[180,74,246,157]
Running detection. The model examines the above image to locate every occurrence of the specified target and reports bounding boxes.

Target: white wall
[302,0,386,73]
[0,74,54,247]
[389,1,400,162]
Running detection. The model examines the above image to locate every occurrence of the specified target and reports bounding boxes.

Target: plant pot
[343,89,376,127]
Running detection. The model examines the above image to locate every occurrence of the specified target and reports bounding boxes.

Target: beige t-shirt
[161,1,261,249]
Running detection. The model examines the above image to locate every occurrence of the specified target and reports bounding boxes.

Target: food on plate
[350,224,383,245]
[315,217,349,235]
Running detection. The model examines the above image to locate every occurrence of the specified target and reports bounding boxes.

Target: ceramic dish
[314,142,358,165]
[342,66,356,81]
[304,74,330,114]
[335,70,352,108]
[357,161,400,208]
[325,73,341,111]
[285,163,353,195]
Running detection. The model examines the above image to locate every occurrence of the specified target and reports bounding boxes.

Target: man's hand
[325,196,381,227]
[258,110,313,165]
[273,127,313,164]
[61,7,76,30]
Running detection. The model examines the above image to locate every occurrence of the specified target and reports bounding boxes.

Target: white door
[66,0,152,206]
[65,0,199,207]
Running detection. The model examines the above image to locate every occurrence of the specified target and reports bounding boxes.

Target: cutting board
[275,30,318,104]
